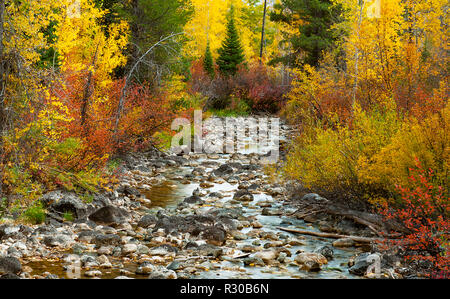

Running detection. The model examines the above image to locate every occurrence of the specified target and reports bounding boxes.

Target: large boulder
[46,192,89,221]
[88,206,129,225]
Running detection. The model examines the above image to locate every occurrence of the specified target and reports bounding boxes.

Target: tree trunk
[352,1,365,108]
[259,0,267,62]
[277,227,386,244]
[0,0,5,198]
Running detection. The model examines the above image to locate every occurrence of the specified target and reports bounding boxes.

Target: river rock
[116,185,141,197]
[148,267,177,279]
[295,252,328,271]
[88,206,129,224]
[213,164,234,176]
[93,234,121,246]
[314,246,334,261]
[348,253,371,276]
[254,250,278,263]
[231,230,248,240]
[233,189,254,201]
[43,234,74,248]
[149,244,178,256]
[122,244,138,255]
[46,192,89,221]
[183,195,203,204]
[199,226,227,246]
[0,257,22,275]
[0,224,21,240]
[261,208,282,216]
[85,270,102,277]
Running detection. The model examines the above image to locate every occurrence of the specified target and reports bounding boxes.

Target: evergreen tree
[270,0,343,67]
[203,41,215,78]
[217,6,245,76]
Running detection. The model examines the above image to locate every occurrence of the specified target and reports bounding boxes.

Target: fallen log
[324,205,410,235]
[277,227,382,243]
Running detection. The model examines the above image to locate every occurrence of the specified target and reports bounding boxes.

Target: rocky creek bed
[0,116,408,279]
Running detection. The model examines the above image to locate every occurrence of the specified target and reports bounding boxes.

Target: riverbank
[0,116,412,279]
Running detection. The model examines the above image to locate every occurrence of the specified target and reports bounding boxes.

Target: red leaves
[234,64,287,113]
[380,158,449,278]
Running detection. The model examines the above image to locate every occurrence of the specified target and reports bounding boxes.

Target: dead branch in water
[277,226,399,243]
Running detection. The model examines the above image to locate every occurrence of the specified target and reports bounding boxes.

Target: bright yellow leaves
[284,0,449,206]
[56,0,129,80]
[184,0,269,62]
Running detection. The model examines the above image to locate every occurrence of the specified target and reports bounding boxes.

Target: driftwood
[292,197,409,237]
[324,205,409,235]
[277,227,381,243]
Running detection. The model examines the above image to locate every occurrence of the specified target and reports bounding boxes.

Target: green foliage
[121,0,194,82]
[270,0,343,67]
[209,99,250,117]
[217,6,245,76]
[0,198,7,219]
[203,42,215,78]
[63,211,74,222]
[80,192,94,204]
[23,202,46,224]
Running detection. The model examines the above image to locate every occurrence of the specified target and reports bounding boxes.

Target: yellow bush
[284,98,449,206]
[283,99,401,201]
[359,103,449,202]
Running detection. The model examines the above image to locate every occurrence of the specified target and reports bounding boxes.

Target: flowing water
[15,117,363,279]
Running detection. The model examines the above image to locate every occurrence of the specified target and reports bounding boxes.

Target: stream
[0,116,364,279]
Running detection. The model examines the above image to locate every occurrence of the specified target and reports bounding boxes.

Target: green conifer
[203,41,215,78]
[217,6,245,76]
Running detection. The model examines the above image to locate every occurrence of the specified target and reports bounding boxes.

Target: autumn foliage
[379,161,449,278]
[190,60,286,113]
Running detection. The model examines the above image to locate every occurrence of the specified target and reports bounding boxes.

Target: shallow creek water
[21,117,363,279]
[136,154,361,279]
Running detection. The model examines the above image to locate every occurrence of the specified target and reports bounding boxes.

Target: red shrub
[189,60,288,113]
[380,159,449,278]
